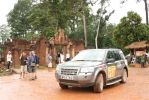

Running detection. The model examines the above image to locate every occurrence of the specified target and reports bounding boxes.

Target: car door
[113,51,124,77]
[106,51,117,80]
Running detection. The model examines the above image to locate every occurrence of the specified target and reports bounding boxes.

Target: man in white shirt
[6,51,12,71]
[60,52,64,63]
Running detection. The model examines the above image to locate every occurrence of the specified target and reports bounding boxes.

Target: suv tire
[59,83,68,89]
[93,73,104,93]
[121,69,127,83]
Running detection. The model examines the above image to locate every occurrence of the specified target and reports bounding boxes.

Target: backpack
[36,56,40,64]
[31,55,36,66]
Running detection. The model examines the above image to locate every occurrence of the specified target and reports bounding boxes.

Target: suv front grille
[61,68,78,75]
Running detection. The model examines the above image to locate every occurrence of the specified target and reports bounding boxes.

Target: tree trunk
[95,22,100,49]
[82,13,87,48]
[144,0,148,25]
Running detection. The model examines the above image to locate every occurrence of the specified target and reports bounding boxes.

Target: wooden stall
[125,40,149,67]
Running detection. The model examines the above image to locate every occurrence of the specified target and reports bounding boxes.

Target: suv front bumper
[55,72,95,87]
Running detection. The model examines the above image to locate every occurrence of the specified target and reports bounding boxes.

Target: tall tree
[28,0,90,44]
[0,24,11,44]
[7,0,32,38]
[113,11,149,49]
[143,0,148,24]
[90,0,114,48]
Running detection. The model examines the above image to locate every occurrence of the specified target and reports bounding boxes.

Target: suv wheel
[121,69,127,83]
[93,73,104,93]
[59,83,68,89]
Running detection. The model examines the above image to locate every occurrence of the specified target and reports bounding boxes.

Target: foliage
[68,14,116,48]
[0,24,11,44]
[7,0,149,51]
[27,0,90,38]
[101,24,116,48]
[91,0,114,48]
[113,11,149,49]
[7,0,115,48]
[7,0,32,38]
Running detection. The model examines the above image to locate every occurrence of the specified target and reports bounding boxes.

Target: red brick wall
[3,33,85,67]
[35,38,47,66]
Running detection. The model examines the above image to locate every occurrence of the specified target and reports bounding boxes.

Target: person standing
[31,51,38,80]
[6,51,12,71]
[46,52,52,72]
[60,52,64,63]
[20,52,27,79]
[27,52,32,79]
[57,52,61,64]
[140,54,145,68]
[66,52,70,61]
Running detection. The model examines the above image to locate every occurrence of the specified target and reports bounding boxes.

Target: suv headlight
[80,67,94,73]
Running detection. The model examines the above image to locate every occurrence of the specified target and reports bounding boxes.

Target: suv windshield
[72,49,106,61]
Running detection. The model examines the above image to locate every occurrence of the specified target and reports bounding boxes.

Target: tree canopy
[113,11,149,49]
[0,24,11,44]
[7,0,32,38]
[6,0,149,51]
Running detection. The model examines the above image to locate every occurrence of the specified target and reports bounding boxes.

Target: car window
[107,51,115,59]
[114,51,122,61]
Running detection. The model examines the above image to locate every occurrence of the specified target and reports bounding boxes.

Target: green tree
[102,24,116,48]
[0,24,11,44]
[113,11,149,49]
[27,2,56,37]
[91,0,114,48]
[28,0,87,35]
[28,0,90,48]
[7,0,32,38]
[68,13,116,48]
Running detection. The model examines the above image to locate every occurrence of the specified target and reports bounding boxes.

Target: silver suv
[55,49,128,93]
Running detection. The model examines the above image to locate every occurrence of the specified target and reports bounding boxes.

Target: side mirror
[106,58,115,63]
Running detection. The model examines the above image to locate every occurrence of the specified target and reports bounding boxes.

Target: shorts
[28,66,36,73]
[20,65,27,73]
[48,63,52,68]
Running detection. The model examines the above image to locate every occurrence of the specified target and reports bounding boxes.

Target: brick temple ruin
[2,30,84,67]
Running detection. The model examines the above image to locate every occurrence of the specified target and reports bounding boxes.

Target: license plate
[61,75,73,80]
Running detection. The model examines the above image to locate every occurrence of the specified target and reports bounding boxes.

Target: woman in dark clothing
[57,52,61,64]
[20,52,27,79]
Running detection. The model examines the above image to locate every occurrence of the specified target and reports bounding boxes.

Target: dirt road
[0,67,149,100]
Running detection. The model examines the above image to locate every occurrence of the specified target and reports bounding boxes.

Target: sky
[0,0,146,26]
[109,0,145,24]
[0,0,18,25]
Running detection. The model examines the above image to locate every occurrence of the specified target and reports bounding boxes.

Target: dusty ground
[0,67,149,100]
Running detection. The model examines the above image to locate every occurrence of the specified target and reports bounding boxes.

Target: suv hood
[59,61,102,67]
